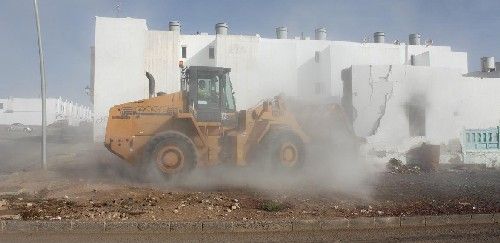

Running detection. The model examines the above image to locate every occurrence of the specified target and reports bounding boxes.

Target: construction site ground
[0,129,499,222]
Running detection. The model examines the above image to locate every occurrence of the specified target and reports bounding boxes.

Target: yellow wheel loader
[104,66,360,178]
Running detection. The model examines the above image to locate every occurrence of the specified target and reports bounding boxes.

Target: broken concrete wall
[347,65,500,164]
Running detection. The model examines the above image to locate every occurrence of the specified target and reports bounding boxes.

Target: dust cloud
[92,97,383,200]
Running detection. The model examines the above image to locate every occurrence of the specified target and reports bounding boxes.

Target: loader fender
[171,113,208,147]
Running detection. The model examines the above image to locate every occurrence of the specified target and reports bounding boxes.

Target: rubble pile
[386,158,422,174]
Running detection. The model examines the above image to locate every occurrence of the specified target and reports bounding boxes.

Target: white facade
[0,97,92,126]
[92,17,471,142]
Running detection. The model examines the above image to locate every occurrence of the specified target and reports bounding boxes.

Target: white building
[0,97,92,127]
[92,17,500,164]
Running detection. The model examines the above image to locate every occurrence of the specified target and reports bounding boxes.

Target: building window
[181,46,187,58]
[314,82,322,94]
[209,47,215,59]
[315,51,320,63]
[466,133,470,142]
[0,103,3,109]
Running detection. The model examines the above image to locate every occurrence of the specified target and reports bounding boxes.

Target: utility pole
[33,0,47,170]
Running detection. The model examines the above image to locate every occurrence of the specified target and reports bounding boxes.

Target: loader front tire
[259,128,305,171]
[142,131,197,179]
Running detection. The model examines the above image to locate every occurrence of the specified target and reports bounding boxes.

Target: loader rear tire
[141,131,197,180]
[259,128,305,171]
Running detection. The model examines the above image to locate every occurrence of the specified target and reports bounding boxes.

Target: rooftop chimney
[374,32,385,43]
[276,27,287,39]
[169,21,181,32]
[481,57,495,72]
[215,23,229,35]
[315,27,327,40]
[409,33,421,45]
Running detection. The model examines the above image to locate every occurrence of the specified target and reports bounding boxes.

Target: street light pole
[33,0,47,170]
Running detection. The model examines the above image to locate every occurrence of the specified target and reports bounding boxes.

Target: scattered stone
[226,208,232,213]
[26,202,33,207]
[231,205,237,210]
[173,209,179,214]
[0,199,8,210]
[233,199,239,203]
[0,214,21,220]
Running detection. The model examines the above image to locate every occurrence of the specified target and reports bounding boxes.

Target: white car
[7,123,32,133]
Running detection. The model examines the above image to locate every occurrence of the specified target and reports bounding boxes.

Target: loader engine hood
[104,92,186,162]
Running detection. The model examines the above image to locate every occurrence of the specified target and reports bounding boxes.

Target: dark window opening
[408,104,425,137]
[209,47,215,59]
[315,51,320,63]
[181,46,187,58]
[0,103,3,109]
[314,82,322,94]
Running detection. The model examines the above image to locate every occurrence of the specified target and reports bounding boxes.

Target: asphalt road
[0,224,499,242]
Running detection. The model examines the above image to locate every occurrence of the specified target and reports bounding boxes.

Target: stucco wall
[93,17,148,141]
[91,17,472,142]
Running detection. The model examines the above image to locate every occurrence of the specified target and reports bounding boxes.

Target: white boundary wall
[0,97,92,126]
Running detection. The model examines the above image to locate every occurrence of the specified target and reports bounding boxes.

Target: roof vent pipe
[409,33,421,45]
[215,23,229,35]
[276,27,288,39]
[374,32,385,43]
[315,27,327,40]
[481,57,495,72]
[169,21,181,32]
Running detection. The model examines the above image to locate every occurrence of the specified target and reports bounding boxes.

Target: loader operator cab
[183,66,236,124]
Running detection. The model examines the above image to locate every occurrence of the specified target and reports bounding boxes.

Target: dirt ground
[0,130,499,222]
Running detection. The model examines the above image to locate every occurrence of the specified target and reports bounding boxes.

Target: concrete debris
[406,143,440,172]
[0,214,21,220]
[0,199,8,210]
[386,158,421,174]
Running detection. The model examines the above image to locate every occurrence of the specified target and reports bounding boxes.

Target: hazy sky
[1,0,499,106]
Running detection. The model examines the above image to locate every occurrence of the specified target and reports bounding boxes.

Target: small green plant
[260,200,287,212]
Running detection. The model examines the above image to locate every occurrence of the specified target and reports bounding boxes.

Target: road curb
[0,213,496,233]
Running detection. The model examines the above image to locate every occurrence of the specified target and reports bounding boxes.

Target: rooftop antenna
[362,35,371,43]
[114,0,121,17]
[425,39,433,47]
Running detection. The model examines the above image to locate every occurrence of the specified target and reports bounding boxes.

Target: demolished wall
[346,65,500,164]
